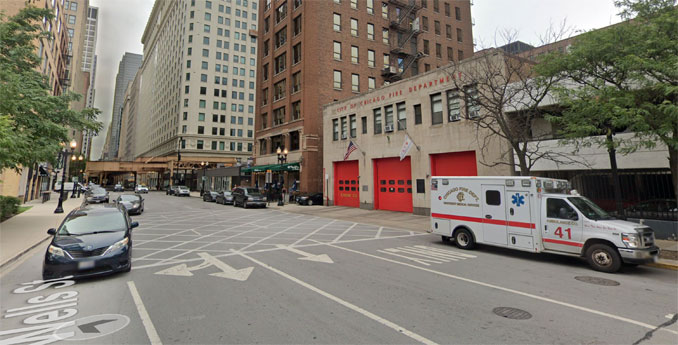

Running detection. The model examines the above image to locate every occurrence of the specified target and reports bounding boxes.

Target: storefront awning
[241,162,300,173]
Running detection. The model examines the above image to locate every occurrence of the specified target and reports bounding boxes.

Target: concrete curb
[647,260,678,271]
[0,235,50,269]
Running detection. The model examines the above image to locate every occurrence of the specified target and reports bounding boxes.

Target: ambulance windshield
[568,197,614,220]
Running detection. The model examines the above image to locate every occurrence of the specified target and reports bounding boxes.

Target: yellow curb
[647,262,678,270]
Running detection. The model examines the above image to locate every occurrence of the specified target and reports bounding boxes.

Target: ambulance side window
[486,190,501,205]
[547,198,578,220]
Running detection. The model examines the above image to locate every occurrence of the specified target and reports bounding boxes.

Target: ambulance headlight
[621,233,640,248]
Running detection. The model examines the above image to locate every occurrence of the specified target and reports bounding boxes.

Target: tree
[537,0,678,213]
[0,7,101,172]
[444,28,582,176]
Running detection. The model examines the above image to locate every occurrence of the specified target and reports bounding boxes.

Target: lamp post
[276,147,288,206]
[55,139,77,213]
[200,161,209,196]
[70,154,84,198]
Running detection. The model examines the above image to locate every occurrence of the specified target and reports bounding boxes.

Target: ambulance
[429,176,659,272]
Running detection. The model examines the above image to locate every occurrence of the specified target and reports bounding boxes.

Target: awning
[241,162,300,173]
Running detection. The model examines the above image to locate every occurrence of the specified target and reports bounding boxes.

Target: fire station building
[322,57,511,215]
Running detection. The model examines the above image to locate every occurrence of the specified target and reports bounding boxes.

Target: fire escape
[381,0,424,82]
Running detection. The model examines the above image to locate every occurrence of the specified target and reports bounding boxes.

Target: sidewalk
[0,193,83,268]
[270,203,678,270]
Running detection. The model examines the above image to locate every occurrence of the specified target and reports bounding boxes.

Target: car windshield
[91,188,106,195]
[58,211,127,235]
[119,195,140,201]
[246,188,260,195]
[178,186,189,190]
[567,197,613,220]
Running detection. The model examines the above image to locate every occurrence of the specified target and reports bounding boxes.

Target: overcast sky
[88,0,622,160]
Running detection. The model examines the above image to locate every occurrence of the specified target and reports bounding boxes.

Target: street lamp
[276,147,288,206]
[55,139,77,213]
[200,161,209,196]
[71,155,84,198]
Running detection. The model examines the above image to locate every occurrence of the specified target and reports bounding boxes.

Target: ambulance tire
[454,228,475,250]
[585,244,622,273]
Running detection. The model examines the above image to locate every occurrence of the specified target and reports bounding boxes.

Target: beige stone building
[323,53,511,215]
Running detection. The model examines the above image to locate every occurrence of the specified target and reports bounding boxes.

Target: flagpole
[398,120,421,151]
[351,140,366,155]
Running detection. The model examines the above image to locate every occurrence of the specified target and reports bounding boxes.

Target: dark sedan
[216,191,234,205]
[166,185,179,195]
[116,194,145,215]
[202,190,219,202]
[42,204,138,280]
[296,193,324,206]
[85,188,109,204]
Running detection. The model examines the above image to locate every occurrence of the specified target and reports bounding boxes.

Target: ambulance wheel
[454,229,475,249]
[586,244,622,273]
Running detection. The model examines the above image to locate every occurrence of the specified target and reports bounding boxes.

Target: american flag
[344,141,357,160]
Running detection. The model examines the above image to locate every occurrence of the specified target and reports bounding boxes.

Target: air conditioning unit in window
[389,66,397,74]
[341,133,348,140]
[449,114,461,122]
[384,124,394,132]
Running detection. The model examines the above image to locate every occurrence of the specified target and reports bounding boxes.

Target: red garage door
[430,151,478,176]
[334,160,360,207]
[374,157,413,213]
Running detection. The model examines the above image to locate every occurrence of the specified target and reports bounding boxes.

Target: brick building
[253,0,474,194]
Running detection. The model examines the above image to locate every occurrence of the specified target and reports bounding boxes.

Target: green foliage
[0,7,102,171]
[0,195,21,221]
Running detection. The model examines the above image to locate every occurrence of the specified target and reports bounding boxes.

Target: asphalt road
[1,192,677,345]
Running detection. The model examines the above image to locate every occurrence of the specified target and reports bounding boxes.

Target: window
[340,116,347,139]
[384,104,393,128]
[293,15,302,36]
[431,93,443,125]
[396,102,406,130]
[199,100,207,108]
[291,101,301,120]
[446,24,452,39]
[382,2,388,19]
[445,2,450,16]
[368,77,376,91]
[333,13,341,31]
[455,6,461,20]
[273,107,285,126]
[367,0,374,14]
[447,90,461,121]
[465,86,480,119]
[447,47,454,61]
[351,74,359,92]
[423,40,429,55]
[262,88,268,105]
[350,18,358,36]
[546,199,578,220]
[382,28,389,44]
[198,126,205,134]
[434,0,439,12]
[276,2,287,23]
[367,49,375,68]
[351,46,358,64]
[333,119,339,141]
[68,15,76,25]
[435,43,441,58]
[350,0,357,9]
[294,0,302,9]
[333,41,341,60]
[366,23,374,40]
[422,16,428,31]
[457,28,463,42]
[274,79,286,101]
[261,113,268,129]
[373,108,382,134]
[458,49,464,61]
[182,125,187,133]
[262,63,269,80]
[274,53,286,74]
[333,70,342,89]
[349,115,357,137]
[204,24,211,33]
[264,16,270,33]
[434,20,440,35]
[292,43,301,64]
[205,12,211,20]
[361,116,367,134]
[414,104,422,124]
[383,54,390,68]
[275,26,287,48]
[486,190,501,206]
[292,72,301,93]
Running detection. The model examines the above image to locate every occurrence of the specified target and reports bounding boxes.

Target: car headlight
[132,202,139,207]
[262,197,267,201]
[48,245,68,258]
[621,233,640,248]
[103,237,129,255]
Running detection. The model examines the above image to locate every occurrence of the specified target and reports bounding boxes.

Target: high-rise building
[106,52,142,160]
[81,6,99,160]
[134,0,258,164]
[253,0,474,193]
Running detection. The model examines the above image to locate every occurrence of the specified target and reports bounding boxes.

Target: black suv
[232,187,267,208]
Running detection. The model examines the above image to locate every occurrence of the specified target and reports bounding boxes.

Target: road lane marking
[155,252,254,281]
[235,251,439,345]
[276,245,334,263]
[321,242,678,336]
[376,226,384,239]
[127,281,163,345]
[289,220,338,246]
[331,223,358,243]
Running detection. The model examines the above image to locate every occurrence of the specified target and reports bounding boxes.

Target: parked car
[116,194,145,215]
[624,199,678,221]
[296,193,324,206]
[202,190,219,202]
[216,191,234,205]
[114,183,124,192]
[166,185,179,195]
[42,204,138,280]
[175,185,190,197]
[232,187,267,208]
[134,184,149,193]
[85,188,109,204]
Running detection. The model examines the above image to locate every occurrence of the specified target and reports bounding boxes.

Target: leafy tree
[0,6,101,172]
[537,0,678,213]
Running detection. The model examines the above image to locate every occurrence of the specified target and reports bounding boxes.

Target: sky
[88,0,623,160]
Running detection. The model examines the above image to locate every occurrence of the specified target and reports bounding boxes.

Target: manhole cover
[492,307,532,320]
[574,276,620,286]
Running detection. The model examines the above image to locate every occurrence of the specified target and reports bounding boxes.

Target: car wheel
[586,244,622,273]
[243,201,248,209]
[308,200,313,206]
[454,228,475,250]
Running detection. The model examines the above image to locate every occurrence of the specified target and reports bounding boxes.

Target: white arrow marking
[666,313,676,319]
[276,245,334,263]
[154,252,254,281]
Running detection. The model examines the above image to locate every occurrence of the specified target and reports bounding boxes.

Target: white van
[429,176,658,272]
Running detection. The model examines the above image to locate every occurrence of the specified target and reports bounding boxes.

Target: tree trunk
[23,165,34,203]
[606,134,624,217]
[514,144,530,176]
[669,148,678,203]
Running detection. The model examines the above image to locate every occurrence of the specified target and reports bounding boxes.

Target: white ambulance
[429,176,659,272]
